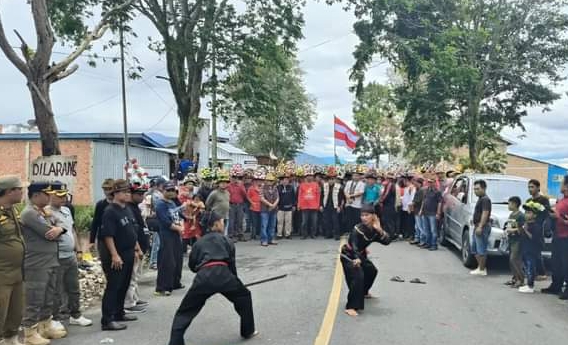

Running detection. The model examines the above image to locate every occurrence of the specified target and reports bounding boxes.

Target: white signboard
[30,155,78,193]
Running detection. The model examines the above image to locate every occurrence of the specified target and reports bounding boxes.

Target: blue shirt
[363,184,380,205]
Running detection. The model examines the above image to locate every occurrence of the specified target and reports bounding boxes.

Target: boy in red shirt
[298,170,321,239]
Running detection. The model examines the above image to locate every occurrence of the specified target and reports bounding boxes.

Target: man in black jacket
[89,179,115,249]
[168,211,257,345]
[277,175,296,239]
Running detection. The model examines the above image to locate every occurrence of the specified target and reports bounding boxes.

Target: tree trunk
[182,73,203,161]
[467,96,481,170]
[28,80,61,156]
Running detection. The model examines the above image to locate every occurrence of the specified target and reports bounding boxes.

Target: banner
[30,155,78,193]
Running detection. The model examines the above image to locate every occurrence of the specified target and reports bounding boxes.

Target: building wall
[547,165,568,199]
[0,139,93,204]
[505,154,549,194]
[91,141,170,203]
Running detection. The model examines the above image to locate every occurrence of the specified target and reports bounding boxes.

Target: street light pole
[211,41,218,169]
[120,24,129,166]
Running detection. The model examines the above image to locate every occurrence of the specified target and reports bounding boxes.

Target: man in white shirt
[343,171,366,233]
[401,177,416,240]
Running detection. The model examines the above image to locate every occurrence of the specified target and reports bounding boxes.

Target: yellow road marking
[314,238,346,345]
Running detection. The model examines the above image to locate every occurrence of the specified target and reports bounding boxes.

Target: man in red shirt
[542,180,568,298]
[247,174,263,241]
[228,174,248,242]
[298,171,321,239]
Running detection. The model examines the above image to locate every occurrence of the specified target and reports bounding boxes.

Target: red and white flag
[334,116,359,151]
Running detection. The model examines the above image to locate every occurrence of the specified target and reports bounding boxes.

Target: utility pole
[119,23,129,165]
[211,40,218,168]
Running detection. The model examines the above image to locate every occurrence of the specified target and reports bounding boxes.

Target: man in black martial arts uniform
[168,211,258,345]
[341,204,391,317]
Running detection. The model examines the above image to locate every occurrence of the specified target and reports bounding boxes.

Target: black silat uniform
[341,223,391,311]
[168,231,255,345]
[98,203,138,326]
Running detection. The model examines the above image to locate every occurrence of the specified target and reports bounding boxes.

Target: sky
[1,1,567,166]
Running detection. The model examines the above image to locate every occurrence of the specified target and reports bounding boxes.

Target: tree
[226,54,315,161]
[352,82,403,164]
[459,148,507,173]
[0,0,134,156]
[333,0,568,169]
[134,0,305,159]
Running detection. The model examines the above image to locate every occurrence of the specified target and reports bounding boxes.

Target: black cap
[361,204,376,214]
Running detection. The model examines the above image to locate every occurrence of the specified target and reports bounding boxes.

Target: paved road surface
[58,238,568,345]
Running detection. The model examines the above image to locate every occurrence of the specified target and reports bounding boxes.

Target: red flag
[334,116,359,151]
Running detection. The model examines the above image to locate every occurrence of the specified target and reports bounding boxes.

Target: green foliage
[353,82,403,163]
[225,54,316,160]
[334,0,568,169]
[459,149,507,174]
[135,0,306,158]
[74,205,95,233]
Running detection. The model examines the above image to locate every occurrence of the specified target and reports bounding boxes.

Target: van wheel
[461,229,476,268]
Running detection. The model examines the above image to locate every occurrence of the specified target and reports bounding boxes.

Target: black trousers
[301,210,319,238]
[381,205,397,237]
[401,211,415,239]
[168,266,255,345]
[100,247,134,326]
[341,256,377,311]
[249,211,261,240]
[157,233,183,292]
[323,207,341,239]
[549,237,568,292]
[344,207,361,234]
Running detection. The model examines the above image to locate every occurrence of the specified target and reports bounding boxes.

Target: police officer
[0,176,25,345]
[20,182,67,345]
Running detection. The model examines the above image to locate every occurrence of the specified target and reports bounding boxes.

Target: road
[59,238,568,345]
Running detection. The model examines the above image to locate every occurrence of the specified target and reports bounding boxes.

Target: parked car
[441,173,540,267]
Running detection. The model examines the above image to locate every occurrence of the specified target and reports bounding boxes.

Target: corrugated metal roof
[216,142,250,155]
[0,132,163,148]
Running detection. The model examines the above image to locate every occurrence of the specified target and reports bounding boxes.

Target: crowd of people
[2,160,568,344]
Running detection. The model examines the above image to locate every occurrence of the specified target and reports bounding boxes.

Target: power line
[145,105,175,132]
[56,66,166,118]
[10,46,120,60]
[298,32,353,53]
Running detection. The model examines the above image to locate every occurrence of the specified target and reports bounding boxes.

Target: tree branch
[28,81,54,117]
[45,0,135,80]
[31,0,54,70]
[0,12,29,76]
[52,64,79,83]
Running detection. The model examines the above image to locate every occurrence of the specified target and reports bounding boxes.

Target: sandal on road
[410,278,427,284]
[390,276,405,283]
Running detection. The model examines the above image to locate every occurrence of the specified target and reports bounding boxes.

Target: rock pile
[78,260,106,310]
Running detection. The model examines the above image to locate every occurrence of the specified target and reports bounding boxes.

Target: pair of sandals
[390,276,426,284]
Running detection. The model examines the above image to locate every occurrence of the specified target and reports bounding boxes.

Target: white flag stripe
[334,123,359,143]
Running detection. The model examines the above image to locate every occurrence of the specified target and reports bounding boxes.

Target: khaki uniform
[20,204,60,327]
[0,205,25,339]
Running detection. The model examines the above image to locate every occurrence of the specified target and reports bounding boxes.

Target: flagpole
[333,115,337,166]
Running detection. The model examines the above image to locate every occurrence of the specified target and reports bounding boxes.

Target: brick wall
[505,154,549,194]
[0,140,93,205]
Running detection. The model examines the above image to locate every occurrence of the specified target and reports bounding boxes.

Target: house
[505,153,568,197]
[146,132,258,169]
[0,132,173,205]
